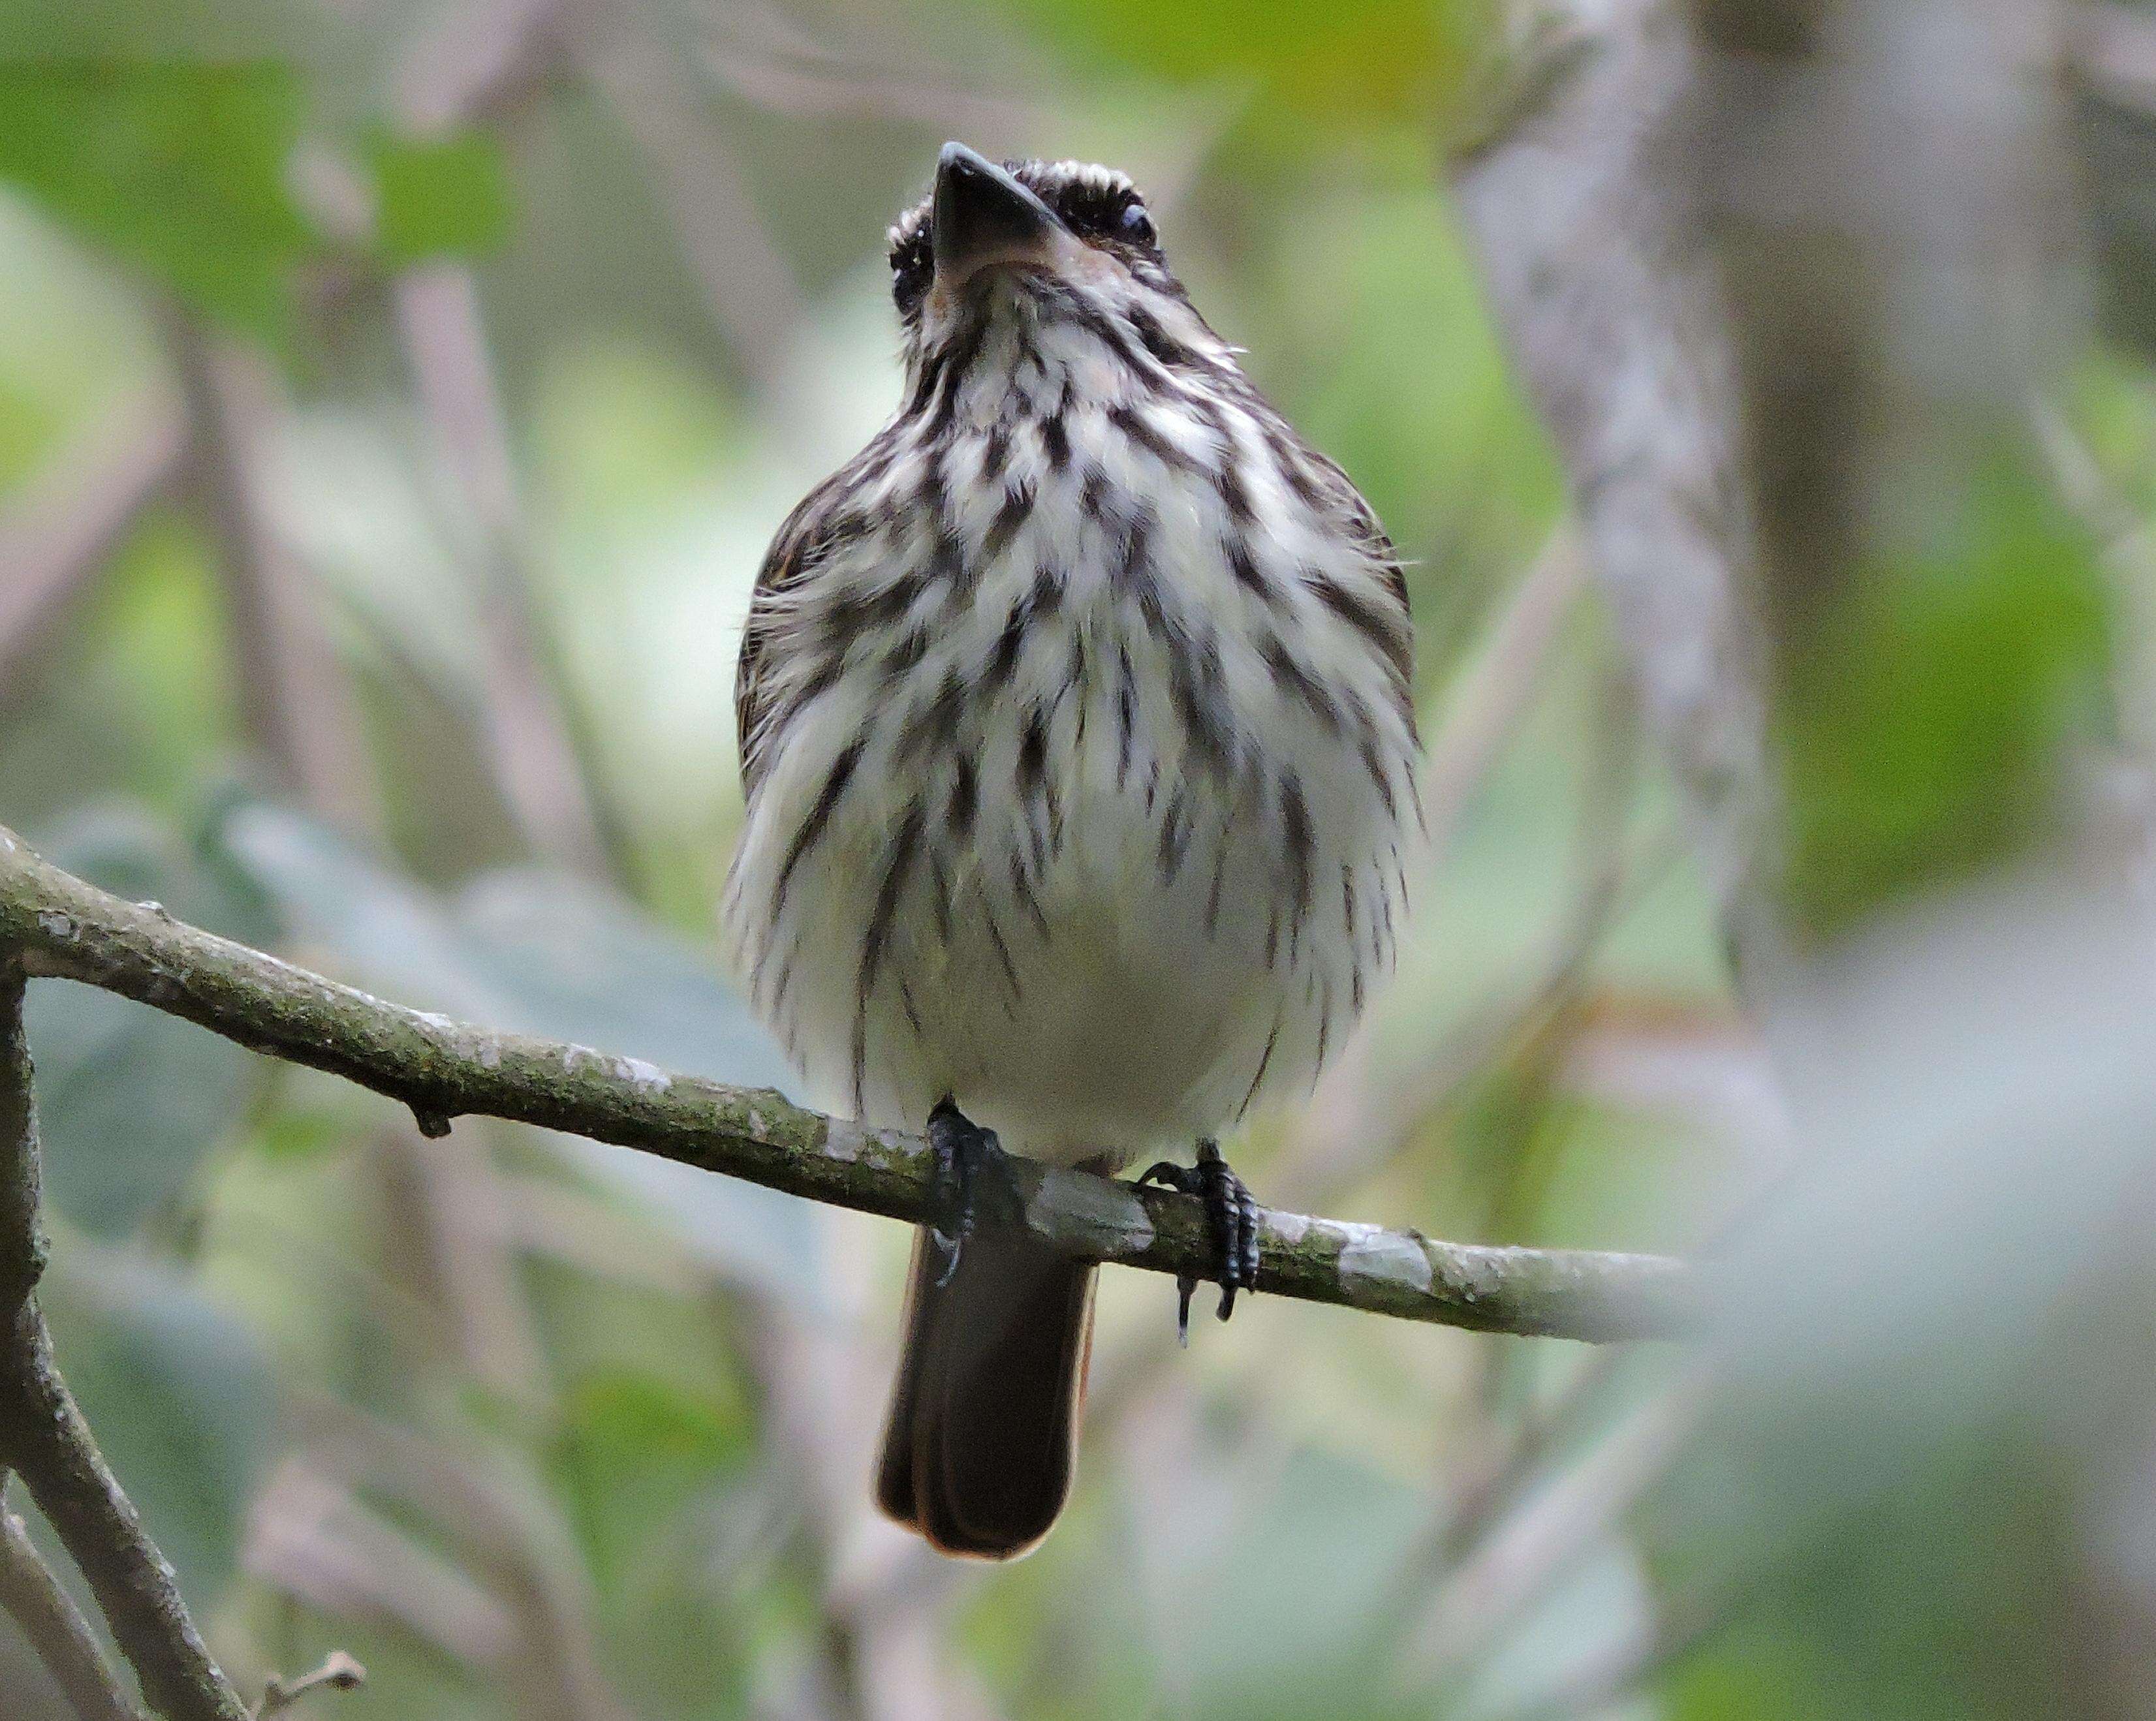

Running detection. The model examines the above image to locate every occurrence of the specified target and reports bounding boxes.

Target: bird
[725,144,1419,1559]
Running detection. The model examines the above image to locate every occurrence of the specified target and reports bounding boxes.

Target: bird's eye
[892,243,930,311]
[1116,201,1157,246]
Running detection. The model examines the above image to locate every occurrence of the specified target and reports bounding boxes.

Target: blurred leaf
[363,128,515,268]
[4,0,318,63]
[25,805,262,1235]
[1778,461,2112,932]
[1454,1541,1663,1721]
[992,0,1494,134]
[0,523,240,833]
[2074,79,2156,362]
[245,1100,354,1164]
[552,1369,742,1594]
[0,63,315,341]
[1114,1446,1428,1720]
[213,804,820,1305]
[40,1245,275,1602]
[1266,187,1564,593]
[1662,1623,1834,1721]
[544,1362,765,1721]
[454,871,789,1087]
[0,192,152,493]
[1640,892,2156,1721]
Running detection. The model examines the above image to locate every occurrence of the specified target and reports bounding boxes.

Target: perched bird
[726,145,1419,1558]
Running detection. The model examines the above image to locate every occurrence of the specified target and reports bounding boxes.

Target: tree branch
[1452,0,1771,923]
[0,1318,249,1721]
[0,965,250,1721]
[0,1473,146,1721]
[0,827,1693,1343]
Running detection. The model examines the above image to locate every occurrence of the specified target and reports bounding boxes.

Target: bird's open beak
[932,142,1061,288]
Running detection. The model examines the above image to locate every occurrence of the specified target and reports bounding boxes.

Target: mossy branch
[0,826,1695,1344]
[0,965,251,1720]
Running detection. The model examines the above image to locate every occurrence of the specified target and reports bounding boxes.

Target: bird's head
[886,144,1230,409]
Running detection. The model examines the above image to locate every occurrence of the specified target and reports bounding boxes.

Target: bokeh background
[5,1,2156,1717]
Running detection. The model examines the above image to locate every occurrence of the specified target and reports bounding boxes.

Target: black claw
[1138,1140,1260,1337]
[927,1099,1005,1285]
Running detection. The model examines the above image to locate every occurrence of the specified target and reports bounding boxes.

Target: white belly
[728,612,1407,1167]
[812,758,1319,1164]
[725,397,1417,1168]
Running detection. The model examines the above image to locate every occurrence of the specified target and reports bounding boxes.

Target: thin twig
[1400,1350,1629,1601]
[0,399,187,693]
[1416,523,1588,853]
[250,1651,365,1719]
[0,965,43,1316]
[286,1400,627,1721]
[163,313,309,796]
[392,265,627,880]
[245,1463,515,1671]
[394,0,580,132]
[587,20,804,403]
[0,1473,146,1721]
[1399,1369,1708,1682]
[161,311,381,831]
[0,828,1695,1343]
[0,967,249,1721]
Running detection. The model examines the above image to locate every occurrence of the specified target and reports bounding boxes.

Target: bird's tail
[875,1224,1097,1559]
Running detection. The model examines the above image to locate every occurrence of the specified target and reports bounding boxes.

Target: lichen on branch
[0,824,1695,1344]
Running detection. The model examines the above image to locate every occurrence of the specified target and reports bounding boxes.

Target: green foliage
[1777,461,2114,932]
[210,803,820,1305]
[0,62,314,340]
[363,129,516,268]
[555,1370,741,1588]
[1260,185,1565,612]
[54,523,237,816]
[25,805,263,1236]
[551,1369,759,1717]
[1663,1625,1837,1721]
[0,65,514,354]
[40,1248,274,1600]
[989,0,1495,139]
[1127,1446,1425,1718]
[0,372,65,497]
[4,8,2153,1718]
[2076,76,2156,363]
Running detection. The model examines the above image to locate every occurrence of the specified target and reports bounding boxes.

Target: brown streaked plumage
[725,144,1418,1558]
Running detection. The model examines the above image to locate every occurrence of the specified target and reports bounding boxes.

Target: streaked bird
[726,144,1419,1558]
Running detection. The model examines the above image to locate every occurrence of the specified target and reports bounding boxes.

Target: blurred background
[5,0,2156,1716]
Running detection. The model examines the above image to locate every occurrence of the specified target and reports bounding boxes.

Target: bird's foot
[927,1098,1012,1286]
[1135,1140,1260,1345]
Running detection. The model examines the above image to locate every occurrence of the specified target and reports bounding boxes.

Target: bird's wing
[734,444,888,801]
[1289,445,1419,754]
[1312,449,1413,624]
